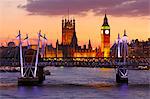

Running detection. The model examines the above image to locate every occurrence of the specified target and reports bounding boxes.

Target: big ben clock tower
[101,14,110,58]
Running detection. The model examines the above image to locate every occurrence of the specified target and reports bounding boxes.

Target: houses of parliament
[44,14,110,58]
[1,14,150,59]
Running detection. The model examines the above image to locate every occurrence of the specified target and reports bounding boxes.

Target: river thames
[0,67,149,99]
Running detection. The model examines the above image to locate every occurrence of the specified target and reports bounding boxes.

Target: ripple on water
[0,68,149,99]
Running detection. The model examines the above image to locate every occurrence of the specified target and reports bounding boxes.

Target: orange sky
[0,0,150,48]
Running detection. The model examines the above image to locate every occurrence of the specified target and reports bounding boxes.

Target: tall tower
[62,19,75,45]
[101,14,110,58]
[62,18,77,57]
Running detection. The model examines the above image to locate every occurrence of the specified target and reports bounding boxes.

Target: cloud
[18,0,150,17]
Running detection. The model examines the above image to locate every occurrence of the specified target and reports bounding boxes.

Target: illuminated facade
[44,16,111,58]
[0,15,113,59]
[62,19,76,45]
[44,40,98,58]
[62,18,78,57]
[73,50,97,57]
[27,15,111,58]
[101,14,110,58]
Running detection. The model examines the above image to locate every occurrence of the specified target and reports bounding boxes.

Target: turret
[71,31,78,48]
[102,14,109,26]
[65,19,67,27]
[56,39,59,47]
[73,19,75,30]
[88,39,92,50]
[62,19,64,29]
[123,29,127,36]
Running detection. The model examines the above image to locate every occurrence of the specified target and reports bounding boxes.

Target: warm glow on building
[101,14,110,58]
[62,19,75,45]
[73,50,97,57]
[104,48,110,58]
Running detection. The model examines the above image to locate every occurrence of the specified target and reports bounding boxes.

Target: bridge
[0,57,149,68]
[0,31,149,85]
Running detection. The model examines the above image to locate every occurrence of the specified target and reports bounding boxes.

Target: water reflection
[0,67,149,99]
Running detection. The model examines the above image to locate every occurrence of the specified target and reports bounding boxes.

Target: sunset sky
[0,0,150,48]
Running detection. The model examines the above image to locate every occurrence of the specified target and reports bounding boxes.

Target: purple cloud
[18,0,150,17]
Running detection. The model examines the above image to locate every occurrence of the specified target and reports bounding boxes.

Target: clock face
[105,30,109,34]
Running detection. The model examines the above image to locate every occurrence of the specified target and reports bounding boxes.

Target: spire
[56,38,59,48]
[89,39,91,45]
[56,39,59,45]
[88,39,92,50]
[56,38,59,44]
[71,31,78,47]
[72,32,77,42]
[73,18,75,29]
[123,29,127,36]
[102,13,109,26]
[62,19,64,27]
[105,13,107,18]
